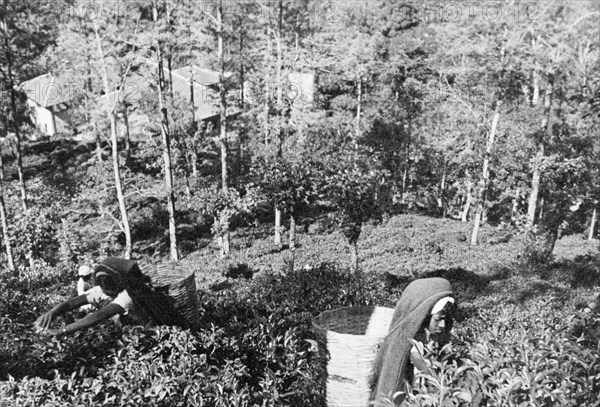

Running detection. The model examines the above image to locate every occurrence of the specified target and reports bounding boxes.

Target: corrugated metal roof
[24,63,235,122]
[21,74,73,108]
[98,64,233,121]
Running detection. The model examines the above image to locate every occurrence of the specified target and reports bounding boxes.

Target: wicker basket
[142,262,199,329]
[313,306,395,407]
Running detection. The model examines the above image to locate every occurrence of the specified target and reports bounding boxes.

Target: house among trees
[20,73,75,137]
[21,63,237,138]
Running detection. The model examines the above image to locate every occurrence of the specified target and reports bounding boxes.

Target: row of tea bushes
[2,262,599,406]
[405,300,600,406]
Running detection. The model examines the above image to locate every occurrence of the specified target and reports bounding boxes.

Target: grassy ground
[185,213,597,299]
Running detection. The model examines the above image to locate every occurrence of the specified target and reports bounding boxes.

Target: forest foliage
[0,1,600,405]
[0,0,598,269]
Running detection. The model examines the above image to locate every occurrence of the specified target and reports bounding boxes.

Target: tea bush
[0,266,340,406]
[1,223,599,406]
[404,300,600,407]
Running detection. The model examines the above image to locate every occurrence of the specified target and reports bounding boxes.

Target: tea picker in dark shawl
[35,257,186,336]
[370,277,456,406]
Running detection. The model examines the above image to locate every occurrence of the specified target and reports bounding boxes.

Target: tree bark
[274,205,282,247]
[401,122,411,203]
[271,2,286,247]
[189,64,196,122]
[288,213,296,272]
[589,205,597,241]
[153,2,179,261]
[3,33,27,210]
[275,0,284,157]
[188,66,200,179]
[531,68,539,106]
[471,102,501,245]
[527,74,553,225]
[461,176,472,222]
[511,188,520,223]
[95,125,103,164]
[355,74,362,143]
[438,170,446,216]
[0,144,15,273]
[123,104,131,165]
[349,239,359,272]
[94,23,132,259]
[239,34,244,110]
[264,32,271,146]
[217,0,230,257]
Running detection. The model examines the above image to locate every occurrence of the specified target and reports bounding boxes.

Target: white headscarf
[431,296,455,315]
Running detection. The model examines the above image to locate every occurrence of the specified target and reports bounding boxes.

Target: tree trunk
[264,32,271,146]
[237,34,245,188]
[95,126,103,164]
[538,197,545,222]
[218,232,230,259]
[274,205,282,247]
[511,188,520,223]
[189,64,195,122]
[217,0,230,257]
[191,143,198,178]
[273,3,285,247]
[94,23,132,259]
[167,54,174,98]
[123,104,131,165]
[349,239,359,272]
[438,170,446,216]
[527,74,553,225]
[401,123,411,203]
[545,224,559,256]
[531,68,539,106]
[471,102,501,245]
[275,0,284,157]
[0,145,15,273]
[355,74,362,143]
[288,213,296,272]
[589,205,597,241]
[3,35,27,211]
[154,3,179,261]
[462,176,472,222]
[239,34,244,110]
[190,66,199,179]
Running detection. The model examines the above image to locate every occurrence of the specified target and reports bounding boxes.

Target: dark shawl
[95,257,186,328]
[370,277,454,405]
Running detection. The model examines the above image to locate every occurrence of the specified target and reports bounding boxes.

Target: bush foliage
[2,243,600,406]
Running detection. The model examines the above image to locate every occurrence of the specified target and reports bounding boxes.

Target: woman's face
[426,309,454,346]
[96,275,123,297]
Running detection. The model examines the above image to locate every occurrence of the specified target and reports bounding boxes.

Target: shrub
[406,299,600,407]
[2,254,599,406]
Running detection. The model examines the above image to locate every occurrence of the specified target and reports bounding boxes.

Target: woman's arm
[35,294,90,331]
[48,303,125,336]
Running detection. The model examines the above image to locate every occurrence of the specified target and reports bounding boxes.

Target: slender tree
[153,0,179,261]
[0,142,15,273]
[471,102,501,245]
[92,17,133,258]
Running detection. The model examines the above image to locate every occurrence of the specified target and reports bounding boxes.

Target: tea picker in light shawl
[35,257,186,336]
[370,277,456,406]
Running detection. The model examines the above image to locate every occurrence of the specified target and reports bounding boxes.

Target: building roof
[173,66,221,85]
[97,72,148,110]
[98,63,233,121]
[24,63,236,122]
[21,74,72,108]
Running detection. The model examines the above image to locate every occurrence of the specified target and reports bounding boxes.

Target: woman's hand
[34,311,55,332]
[43,328,66,337]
